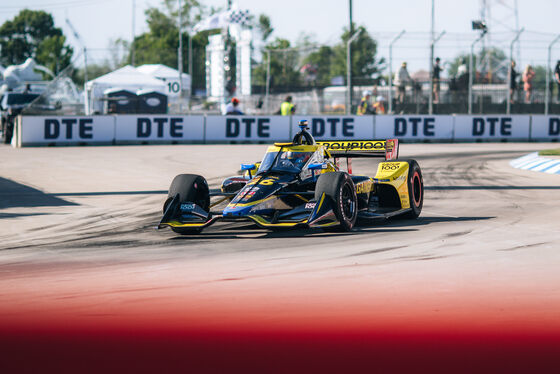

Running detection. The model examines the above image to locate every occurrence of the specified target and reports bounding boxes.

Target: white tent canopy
[85,65,167,114]
[136,64,191,97]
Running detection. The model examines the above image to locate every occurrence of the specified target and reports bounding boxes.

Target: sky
[1,0,560,75]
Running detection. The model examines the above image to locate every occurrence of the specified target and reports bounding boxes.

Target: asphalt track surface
[1,142,559,373]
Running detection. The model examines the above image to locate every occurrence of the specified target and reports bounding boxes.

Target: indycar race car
[158,120,423,234]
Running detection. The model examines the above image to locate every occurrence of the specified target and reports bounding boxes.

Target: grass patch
[539,149,560,156]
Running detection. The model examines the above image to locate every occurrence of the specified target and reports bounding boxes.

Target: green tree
[131,1,208,91]
[0,9,73,74]
[252,38,302,90]
[256,14,273,42]
[303,46,335,86]
[330,25,385,85]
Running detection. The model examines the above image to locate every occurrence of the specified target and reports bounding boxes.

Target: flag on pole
[193,7,250,33]
[229,9,250,26]
[193,11,230,33]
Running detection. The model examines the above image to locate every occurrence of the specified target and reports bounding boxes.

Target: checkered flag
[229,9,250,26]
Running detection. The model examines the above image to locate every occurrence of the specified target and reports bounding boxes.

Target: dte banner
[205,116,290,142]
[114,115,204,143]
[375,116,453,140]
[454,115,530,140]
[19,116,115,145]
[530,116,560,140]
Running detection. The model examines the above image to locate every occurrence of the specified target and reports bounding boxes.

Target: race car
[158,120,423,234]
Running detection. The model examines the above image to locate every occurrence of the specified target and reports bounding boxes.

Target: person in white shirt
[394,62,412,104]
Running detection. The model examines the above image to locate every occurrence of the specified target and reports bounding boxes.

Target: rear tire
[315,172,357,231]
[400,159,423,219]
[164,174,210,235]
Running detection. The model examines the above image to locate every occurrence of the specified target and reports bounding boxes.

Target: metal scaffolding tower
[478,0,520,82]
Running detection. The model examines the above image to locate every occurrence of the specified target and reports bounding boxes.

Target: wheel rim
[341,182,356,219]
[412,171,422,207]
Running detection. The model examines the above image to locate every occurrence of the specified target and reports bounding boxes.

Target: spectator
[225,97,243,115]
[456,58,469,93]
[522,65,536,103]
[356,90,375,115]
[432,57,442,103]
[394,62,412,104]
[373,96,386,114]
[280,96,296,116]
[555,60,560,103]
[510,60,518,103]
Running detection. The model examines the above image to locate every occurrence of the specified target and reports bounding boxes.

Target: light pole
[545,34,560,115]
[468,31,486,115]
[348,0,353,115]
[265,49,271,114]
[388,30,405,114]
[429,31,445,115]
[131,0,136,66]
[178,0,184,113]
[506,28,524,114]
[346,28,362,114]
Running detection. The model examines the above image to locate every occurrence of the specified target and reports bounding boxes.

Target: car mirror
[241,163,256,171]
[308,163,325,170]
[241,163,257,178]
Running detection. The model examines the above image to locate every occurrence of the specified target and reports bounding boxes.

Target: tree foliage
[0,9,73,74]
[131,1,208,90]
[330,25,385,85]
[253,38,303,90]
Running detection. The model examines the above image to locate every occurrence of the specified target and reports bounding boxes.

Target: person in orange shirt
[522,65,536,103]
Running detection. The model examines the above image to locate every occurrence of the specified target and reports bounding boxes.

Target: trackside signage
[114,115,204,143]
[20,116,115,145]
[375,116,453,140]
[292,116,374,140]
[454,115,530,140]
[530,116,560,140]
[205,116,290,141]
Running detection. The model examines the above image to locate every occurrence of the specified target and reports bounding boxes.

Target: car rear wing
[316,139,399,161]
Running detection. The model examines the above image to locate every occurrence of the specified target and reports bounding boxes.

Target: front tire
[315,172,358,231]
[164,174,210,234]
[401,159,423,219]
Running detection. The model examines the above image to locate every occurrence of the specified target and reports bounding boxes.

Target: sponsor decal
[550,118,560,136]
[394,117,436,137]
[381,163,400,171]
[305,202,317,209]
[356,180,373,194]
[472,117,512,136]
[226,118,270,138]
[137,117,184,138]
[242,190,257,200]
[180,203,195,210]
[317,141,385,151]
[44,118,94,139]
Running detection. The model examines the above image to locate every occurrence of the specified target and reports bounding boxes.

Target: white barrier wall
[19,116,115,145]
[292,116,374,140]
[375,115,454,140]
[15,114,560,146]
[115,115,205,143]
[454,115,531,141]
[530,115,560,141]
[205,116,290,142]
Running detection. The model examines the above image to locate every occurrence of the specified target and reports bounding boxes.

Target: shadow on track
[165,215,492,240]
[426,185,560,190]
[0,177,77,210]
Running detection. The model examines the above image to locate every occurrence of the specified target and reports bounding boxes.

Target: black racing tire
[400,159,423,219]
[315,172,358,231]
[164,174,210,235]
